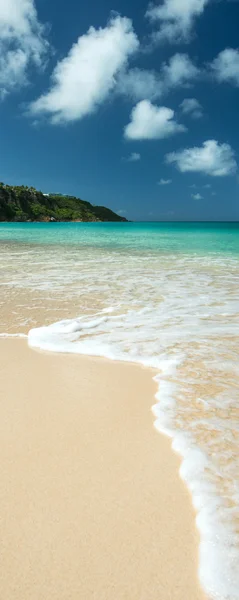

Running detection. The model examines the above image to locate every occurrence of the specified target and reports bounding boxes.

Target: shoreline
[0,338,206,600]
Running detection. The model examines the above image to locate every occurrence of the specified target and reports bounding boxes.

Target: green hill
[0,183,127,222]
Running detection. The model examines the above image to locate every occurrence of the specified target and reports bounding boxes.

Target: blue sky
[1,0,239,221]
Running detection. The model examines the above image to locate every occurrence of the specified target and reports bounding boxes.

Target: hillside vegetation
[0,183,127,222]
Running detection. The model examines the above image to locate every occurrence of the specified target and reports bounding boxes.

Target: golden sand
[0,339,206,600]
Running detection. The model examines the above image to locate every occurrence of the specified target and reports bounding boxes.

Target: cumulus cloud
[126,152,141,161]
[0,0,48,97]
[158,178,172,185]
[117,54,199,102]
[117,68,163,101]
[161,53,199,86]
[192,192,203,199]
[180,97,203,118]
[211,48,239,86]
[28,16,139,124]
[166,140,237,176]
[124,100,186,140]
[146,0,210,44]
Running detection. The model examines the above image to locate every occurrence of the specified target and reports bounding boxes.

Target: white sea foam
[0,333,27,338]
[28,306,239,600]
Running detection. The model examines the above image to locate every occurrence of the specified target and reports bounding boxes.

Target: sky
[1,0,239,221]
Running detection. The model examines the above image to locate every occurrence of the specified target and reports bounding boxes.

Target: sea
[0,221,239,600]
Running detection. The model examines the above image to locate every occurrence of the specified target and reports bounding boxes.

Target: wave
[28,309,239,600]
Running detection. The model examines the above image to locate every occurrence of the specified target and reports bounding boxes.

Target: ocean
[0,221,239,600]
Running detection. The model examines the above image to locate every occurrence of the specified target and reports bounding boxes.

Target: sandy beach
[0,338,206,600]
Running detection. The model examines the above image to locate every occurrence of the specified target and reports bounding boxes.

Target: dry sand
[0,339,206,600]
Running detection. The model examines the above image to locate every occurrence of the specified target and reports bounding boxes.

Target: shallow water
[0,222,239,600]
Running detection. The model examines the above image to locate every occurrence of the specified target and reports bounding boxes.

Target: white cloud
[29,16,139,124]
[117,209,127,215]
[0,0,48,96]
[192,192,203,199]
[116,54,199,102]
[158,178,172,185]
[180,97,203,118]
[166,140,237,176]
[211,48,239,86]
[203,183,211,188]
[124,100,186,140]
[161,53,199,86]
[127,152,141,161]
[146,0,210,44]
[117,68,163,101]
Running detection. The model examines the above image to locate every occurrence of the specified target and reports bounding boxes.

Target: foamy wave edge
[27,317,239,600]
[0,333,28,338]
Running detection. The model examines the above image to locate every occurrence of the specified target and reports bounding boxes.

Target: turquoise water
[1,222,239,599]
[0,221,239,254]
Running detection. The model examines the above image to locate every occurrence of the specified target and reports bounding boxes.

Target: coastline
[0,338,206,600]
